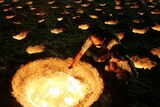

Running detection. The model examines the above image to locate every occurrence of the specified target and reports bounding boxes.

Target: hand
[68,65,73,69]
[98,56,106,62]
[115,68,122,73]
[66,65,74,74]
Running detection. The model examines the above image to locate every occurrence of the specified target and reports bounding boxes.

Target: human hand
[115,68,122,73]
[66,65,75,75]
[68,65,73,69]
[98,56,106,62]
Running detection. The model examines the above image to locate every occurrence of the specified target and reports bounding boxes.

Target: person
[105,44,138,82]
[69,27,120,69]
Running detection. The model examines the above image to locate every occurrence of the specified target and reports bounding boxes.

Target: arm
[109,58,122,73]
[127,56,138,78]
[69,37,92,68]
[98,53,110,62]
[109,62,117,72]
[70,49,86,68]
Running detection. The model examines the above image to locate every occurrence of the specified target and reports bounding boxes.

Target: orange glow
[78,24,89,30]
[57,17,63,21]
[12,58,104,107]
[115,32,125,40]
[48,1,55,5]
[99,3,106,6]
[3,8,12,12]
[0,0,4,3]
[76,8,85,14]
[89,15,98,19]
[60,10,70,14]
[16,5,23,9]
[81,3,90,7]
[104,20,119,25]
[151,24,160,31]
[26,72,88,107]
[65,5,72,8]
[151,9,160,14]
[26,44,45,54]
[114,0,121,5]
[26,1,33,5]
[36,12,45,16]
[12,31,28,40]
[51,28,64,34]
[12,0,19,2]
[114,5,122,10]
[5,15,15,19]
[74,0,82,4]
[38,19,45,23]
[132,27,148,34]
[95,8,102,11]
[151,47,160,58]
[131,55,156,70]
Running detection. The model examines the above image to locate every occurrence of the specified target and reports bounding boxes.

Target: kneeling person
[105,44,138,82]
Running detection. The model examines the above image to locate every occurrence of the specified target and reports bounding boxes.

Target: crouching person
[105,44,138,85]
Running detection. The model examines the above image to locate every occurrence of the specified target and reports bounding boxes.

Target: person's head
[89,27,106,46]
[110,44,127,62]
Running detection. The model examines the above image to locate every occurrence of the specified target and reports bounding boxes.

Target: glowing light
[36,12,45,16]
[99,3,106,6]
[51,28,64,34]
[5,15,15,19]
[29,7,36,10]
[25,72,88,107]
[150,47,160,58]
[26,44,45,54]
[89,15,98,19]
[51,6,59,9]
[64,97,74,106]
[72,16,80,19]
[130,4,139,9]
[12,31,28,40]
[88,0,93,2]
[76,8,85,14]
[133,19,142,23]
[3,8,12,11]
[132,27,148,34]
[81,3,90,7]
[0,0,4,3]
[114,5,122,10]
[12,0,19,2]
[131,55,156,70]
[104,20,119,25]
[137,12,145,15]
[48,1,55,4]
[150,9,160,14]
[74,0,82,4]
[13,22,22,24]
[16,6,23,9]
[26,1,33,5]
[60,10,70,14]
[115,32,125,40]
[12,58,104,107]
[65,5,72,8]
[57,17,63,21]
[38,19,45,23]
[151,24,160,31]
[95,8,102,11]
[78,24,89,30]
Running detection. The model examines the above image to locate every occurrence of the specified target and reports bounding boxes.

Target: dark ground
[0,0,160,107]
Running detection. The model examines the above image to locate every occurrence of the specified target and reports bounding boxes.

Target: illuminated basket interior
[12,58,104,107]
